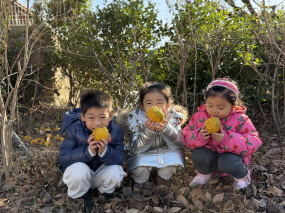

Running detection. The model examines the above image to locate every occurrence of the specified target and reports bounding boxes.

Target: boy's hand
[97,134,111,154]
[87,134,98,154]
[200,126,210,139]
[211,127,224,142]
[146,118,156,131]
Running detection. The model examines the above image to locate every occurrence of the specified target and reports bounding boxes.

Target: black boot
[103,192,115,200]
[81,190,94,212]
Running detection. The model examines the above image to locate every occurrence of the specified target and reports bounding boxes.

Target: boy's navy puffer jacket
[58,109,125,173]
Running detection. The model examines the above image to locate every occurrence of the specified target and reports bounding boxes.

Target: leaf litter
[0,130,284,212]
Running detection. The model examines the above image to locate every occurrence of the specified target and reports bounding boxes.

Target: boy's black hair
[80,89,113,114]
[139,82,173,105]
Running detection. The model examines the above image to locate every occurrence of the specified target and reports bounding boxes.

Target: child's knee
[103,165,126,182]
[218,153,246,175]
[158,167,177,180]
[130,166,152,183]
[63,162,92,182]
[191,147,214,162]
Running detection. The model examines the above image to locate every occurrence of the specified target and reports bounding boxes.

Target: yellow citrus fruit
[146,106,165,123]
[205,117,221,133]
[92,127,109,141]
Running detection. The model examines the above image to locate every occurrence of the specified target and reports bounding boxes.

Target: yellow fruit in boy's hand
[205,117,221,133]
[92,127,109,141]
[146,106,165,123]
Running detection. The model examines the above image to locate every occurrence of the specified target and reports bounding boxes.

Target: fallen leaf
[53,199,64,206]
[104,203,112,210]
[153,207,163,212]
[259,199,267,208]
[151,194,160,205]
[44,192,52,202]
[143,188,153,196]
[176,194,188,206]
[250,184,257,197]
[170,207,182,213]
[190,188,203,200]
[163,193,175,205]
[207,179,219,185]
[245,198,259,211]
[223,199,234,211]
[204,192,212,201]
[177,187,189,196]
[110,197,121,202]
[253,165,267,171]
[0,198,10,207]
[129,198,146,210]
[126,209,140,213]
[267,203,284,213]
[212,193,224,204]
[192,199,204,210]
[43,206,55,212]
[268,186,283,196]
[7,207,18,213]
[281,181,285,190]
[170,200,185,207]
[132,193,144,201]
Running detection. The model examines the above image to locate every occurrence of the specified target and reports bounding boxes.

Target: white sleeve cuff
[98,146,108,157]
[88,147,96,157]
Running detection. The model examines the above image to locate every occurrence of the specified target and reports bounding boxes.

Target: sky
[17,0,285,48]
[18,0,285,25]
[18,0,175,24]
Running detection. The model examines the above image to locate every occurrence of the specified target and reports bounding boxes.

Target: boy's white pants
[62,162,127,199]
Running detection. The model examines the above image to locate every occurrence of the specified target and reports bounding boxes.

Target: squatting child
[183,77,262,188]
[58,90,126,211]
[117,83,188,188]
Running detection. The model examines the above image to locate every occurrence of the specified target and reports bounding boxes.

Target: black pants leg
[191,147,219,175]
[218,153,248,179]
[191,147,248,178]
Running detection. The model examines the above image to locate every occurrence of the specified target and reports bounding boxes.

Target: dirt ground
[0,121,285,213]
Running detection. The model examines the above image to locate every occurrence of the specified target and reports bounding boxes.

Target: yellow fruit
[53,134,61,140]
[30,139,37,145]
[30,138,45,145]
[205,117,221,133]
[23,135,32,141]
[92,127,109,141]
[146,106,165,123]
[44,140,51,146]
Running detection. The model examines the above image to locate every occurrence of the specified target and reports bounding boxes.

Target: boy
[58,90,126,211]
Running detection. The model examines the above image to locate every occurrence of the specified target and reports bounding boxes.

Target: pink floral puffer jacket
[183,104,262,165]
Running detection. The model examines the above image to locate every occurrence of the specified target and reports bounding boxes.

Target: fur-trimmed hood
[116,105,189,133]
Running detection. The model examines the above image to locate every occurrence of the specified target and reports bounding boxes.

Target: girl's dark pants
[191,147,248,179]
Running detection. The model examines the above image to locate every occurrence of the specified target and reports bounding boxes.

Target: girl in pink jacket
[183,78,262,189]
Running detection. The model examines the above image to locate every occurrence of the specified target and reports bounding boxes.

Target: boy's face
[81,107,113,132]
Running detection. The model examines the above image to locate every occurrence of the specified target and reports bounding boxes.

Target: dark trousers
[191,147,248,179]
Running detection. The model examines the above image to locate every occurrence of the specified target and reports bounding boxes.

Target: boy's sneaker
[233,169,251,189]
[103,192,115,200]
[80,190,94,212]
[189,172,212,187]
